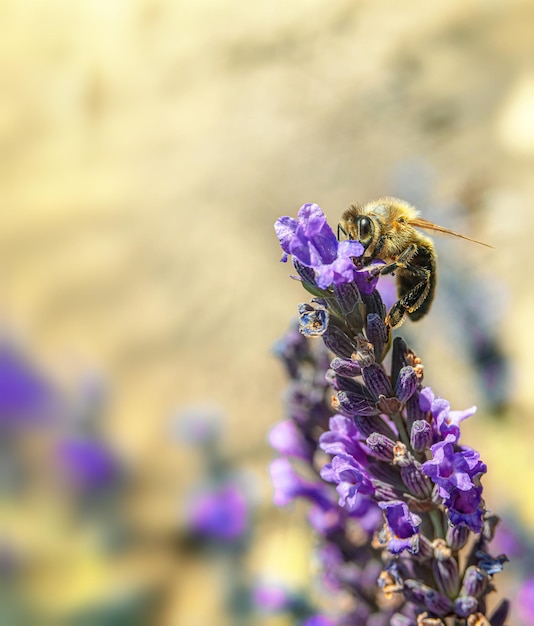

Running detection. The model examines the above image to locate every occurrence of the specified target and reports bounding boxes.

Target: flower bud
[352,335,375,367]
[461,566,489,598]
[446,523,469,551]
[322,325,357,359]
[330,357,361,378]
[362,289,386,319]
[362,363,392,399]
[335,376,371,396]
[454,595,478,618]
[432,555,459,597]
[353,414,394,439]
[391,337,409,386]
[395,366,418,403]
[401,463,434,499]
[410,420,433,452]
[337,390,378,417]
[366,313,389,360]
[404,580,452,616]
[333,282,365,329]
[366,433,395,461]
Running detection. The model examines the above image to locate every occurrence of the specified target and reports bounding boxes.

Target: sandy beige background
[2,1,534,624]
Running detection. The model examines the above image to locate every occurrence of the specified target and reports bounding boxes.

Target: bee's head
[338,208,376,265]
[353,215,374,250]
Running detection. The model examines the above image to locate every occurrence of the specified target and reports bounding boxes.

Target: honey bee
[338,197,491,328]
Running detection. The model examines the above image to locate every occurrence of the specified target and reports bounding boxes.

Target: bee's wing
[409,217,493,248]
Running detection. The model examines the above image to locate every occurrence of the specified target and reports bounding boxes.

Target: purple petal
[274,216,298,255]
[269,420,314,461]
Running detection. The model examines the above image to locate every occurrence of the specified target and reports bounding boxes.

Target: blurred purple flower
[270,458,333,510]
[274,203,364,289]
[0,341,57,429]
[269,420,315,462]
[517,576,534,625]
[57,438,120,493]
[253,583,291,612]
[189,483,248,541]
[492,521,523,558]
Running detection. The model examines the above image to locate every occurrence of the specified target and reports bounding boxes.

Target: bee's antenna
[337,223,347,241]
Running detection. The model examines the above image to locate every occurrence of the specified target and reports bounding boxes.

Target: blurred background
[1,0,534,624]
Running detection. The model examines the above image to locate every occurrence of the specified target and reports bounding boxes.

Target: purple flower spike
[189,483,248,541]
[379,501,421,554]
[57,438,119,493]
[0,342,58,429]
[253,583,290,612]
[269,419,314,462]
[275,204,364,289]
[273,204,508,625]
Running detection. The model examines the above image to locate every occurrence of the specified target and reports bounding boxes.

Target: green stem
[391,412,410,448]
[430,508,445,539]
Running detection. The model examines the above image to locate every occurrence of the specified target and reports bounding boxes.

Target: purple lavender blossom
[422,441,486,532]
[272,203,509,625]
[189,483,248,541]
[57,438,120,493]
[321,455,375,511]
[422,441,486,499]
[378,501,421,555]
[269,419,315,462]
[253,583,291,612]
[270,458,333,510]
[318,415,368,466]
[274,203,364,289]
[0,341,57,429]
[420,387,477,444]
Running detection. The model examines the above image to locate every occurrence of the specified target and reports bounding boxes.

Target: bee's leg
[377,244,418,277]
[386,268,431,329]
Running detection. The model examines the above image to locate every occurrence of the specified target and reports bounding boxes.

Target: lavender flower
[275,203,367,290]
[378,501,421,555]
[272,203,509,625]
[189,483,248,542]
[57,437,120,494]
[0,340,58,430]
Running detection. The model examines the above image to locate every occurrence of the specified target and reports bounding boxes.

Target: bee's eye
[359,217,372,241]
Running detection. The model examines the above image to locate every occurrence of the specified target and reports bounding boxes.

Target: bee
[338,197,491,328]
